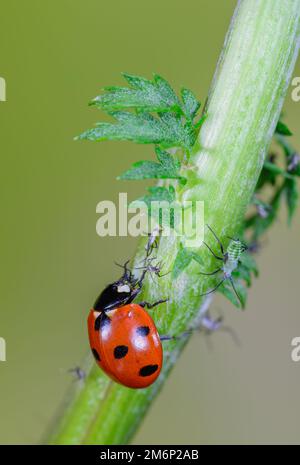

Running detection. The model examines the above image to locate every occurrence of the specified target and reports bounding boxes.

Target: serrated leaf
[153,74,181,110]
[134,186,176,207]
[78,73,203,152]
[133,185,177,229]
[118,160,172,180]
[276,120,293,136]
[90,73,182,114]
[181,88,201,120]
[158,112,197,149]
[77,111,195,150]
[194,113,207,130]
[285,178,299,225]
[118,147,186,183]
[122,73,151,90]
[155,146,181,172]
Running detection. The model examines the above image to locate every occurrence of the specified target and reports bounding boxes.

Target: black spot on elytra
[94,313,111,331]
[139,364,158,377]
[114,345,129,359]
[136,325,150,336]
[92,348,100,361]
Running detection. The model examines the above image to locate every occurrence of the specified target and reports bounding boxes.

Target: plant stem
[49,0,300,445]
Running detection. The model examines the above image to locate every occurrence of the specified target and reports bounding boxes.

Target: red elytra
[87,303,163,389]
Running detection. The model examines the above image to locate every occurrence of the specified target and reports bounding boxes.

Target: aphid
[68,366,86,381]
[199,225,247,306]
[287,152,300,172]
[144,226,161,259]
[134,257,170,282]
[199,310,241,346]
[88,233,168,389]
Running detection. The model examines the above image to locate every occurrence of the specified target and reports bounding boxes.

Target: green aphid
[199,225,247,306]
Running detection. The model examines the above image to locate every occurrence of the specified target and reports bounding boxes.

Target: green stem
[49,0,300,445]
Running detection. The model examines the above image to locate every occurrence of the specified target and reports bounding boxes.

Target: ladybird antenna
[114,259,132,279]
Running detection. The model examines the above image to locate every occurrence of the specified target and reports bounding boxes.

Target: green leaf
[275,120,293,136]
[276,134,295,157]
[256,156,278,188]
[77,111,195,150]
[90,73,182,114]
[233,264,252,286]
[153,74,181,112]
[158,112,197,149]
[155,146,181,175]
[118,147,186,183]
[239,253,259,277]
[134,185,176,207]
[133,186,177,229]
[77,73,202,152]
[190,252,204,266]
[285,178,299,225]
[263,161,293,179]
[181,88,201,121]
[118,160,173,180]
[194,114,207,130]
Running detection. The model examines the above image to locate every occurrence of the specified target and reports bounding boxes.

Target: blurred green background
[0,0,300,445]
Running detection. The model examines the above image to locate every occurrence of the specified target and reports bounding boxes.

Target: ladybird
[88,244,167,389]
[88,303,163,389]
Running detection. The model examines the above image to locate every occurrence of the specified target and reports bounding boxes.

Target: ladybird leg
[114,259,132,280]
[126,287,141,304]
[138,298,168,309]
